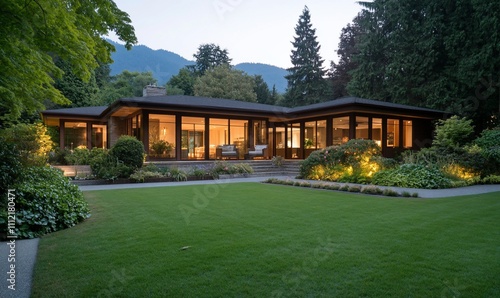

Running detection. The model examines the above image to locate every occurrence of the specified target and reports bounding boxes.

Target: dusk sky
[108,0,365,69]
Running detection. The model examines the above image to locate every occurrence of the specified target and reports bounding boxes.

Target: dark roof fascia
[43,96,447,123]
[102,96,290,119]
[288,97,446,118]
[41,106,108,120]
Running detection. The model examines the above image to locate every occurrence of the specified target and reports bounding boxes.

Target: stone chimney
[143,85,166,97]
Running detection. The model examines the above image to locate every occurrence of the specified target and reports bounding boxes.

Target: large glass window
[149,114,176,158]
[403,120,413,148]
[131,114,141,140]
[230,120,248,159]
[182,117,205,160]
[355,116,369,139]
[275,126,286,157]
[305,120,326,149]
[387,119,400,147]
[287,123,301,158]
[209,118,228,159]
[332,116,350,145]
[372,118,382,147]
[254,120,267,145]
[91,124,107,149]
[64,122,87,150]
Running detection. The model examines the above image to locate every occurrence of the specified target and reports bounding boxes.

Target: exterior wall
[108,116,128,148]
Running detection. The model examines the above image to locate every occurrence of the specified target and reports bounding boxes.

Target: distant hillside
[108,40,288,93]
[234,63,287,93]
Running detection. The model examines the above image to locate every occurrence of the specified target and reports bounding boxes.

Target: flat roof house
[42,85,445,160]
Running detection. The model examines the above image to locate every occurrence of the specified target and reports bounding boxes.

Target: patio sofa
[216,144,239,159]
[245,144,268,159]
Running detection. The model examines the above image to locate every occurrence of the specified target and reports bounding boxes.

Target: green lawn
[32,183,500,297]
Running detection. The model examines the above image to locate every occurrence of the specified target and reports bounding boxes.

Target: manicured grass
[32,183,500,297]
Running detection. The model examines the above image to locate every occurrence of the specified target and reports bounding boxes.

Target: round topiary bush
[110,135,145,173]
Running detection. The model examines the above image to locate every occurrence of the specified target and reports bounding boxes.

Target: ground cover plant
[300,118,500,188]
[32,184,500,297]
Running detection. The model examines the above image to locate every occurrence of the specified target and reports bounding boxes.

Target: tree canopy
[0,0,137,126]
[341,0,500,130]
[189,43,232,76]
[284,6,329,107]
[194,65,257,102]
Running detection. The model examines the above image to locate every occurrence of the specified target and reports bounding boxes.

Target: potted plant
[150,140,173,157]
[304,138,314,149]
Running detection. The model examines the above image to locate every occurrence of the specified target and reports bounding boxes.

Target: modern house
[41,85,445,160]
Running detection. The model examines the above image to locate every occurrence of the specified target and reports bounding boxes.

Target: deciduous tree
[0,0,136,126]
[194,65,257,102]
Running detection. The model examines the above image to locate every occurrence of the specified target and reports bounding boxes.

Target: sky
[108,0,365,69]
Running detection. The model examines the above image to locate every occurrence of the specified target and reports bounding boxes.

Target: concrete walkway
[3,177,499,296]
[0,238,39,298]
[79,175,500,198]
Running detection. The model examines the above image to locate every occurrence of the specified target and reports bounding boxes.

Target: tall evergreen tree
[284,6,329,107]
[253,75,272,104]
[189,44,232,76]
[347,0,500,130]
[329,13,365,99]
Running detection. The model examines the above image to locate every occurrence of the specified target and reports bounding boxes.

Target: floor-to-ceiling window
[182,116,205,160]
[287,123,301,158]
[275,126,286,157]
[91,124,107,149]
[305,120,327,149]
[372,118,382,147]
[355,116,369,139]
[230,120,248,159]
[387,119,400,147]
[403,120,413,148]
[254,120,267,146]
[332,116,350,146]
[209,118,228,159]
[149,114,176,158]
[64,122,87,150]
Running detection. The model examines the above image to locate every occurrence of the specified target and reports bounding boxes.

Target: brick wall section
[108,116,128,147]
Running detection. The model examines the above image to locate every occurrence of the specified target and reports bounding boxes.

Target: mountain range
[108,40,288,93]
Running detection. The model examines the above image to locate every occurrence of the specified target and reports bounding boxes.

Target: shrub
[89,149,130,180]
[65,148,91,165]
[372,164,453,189]
[339,184,350,191]
[382,188,399,197]
[433,116,474,150]
[361,186,383,195]
[130,170,164,183]
[271,156,284,167]
[299,139,386,183]
[348,185,362,192]
[0,123,54,166]
[481,175,500,184]
[48,148,71,165]
[0,140,22,229]
[10,166,90,239]
[189,166,207,178]
[170,168,187,181]
[110,135,145,174]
